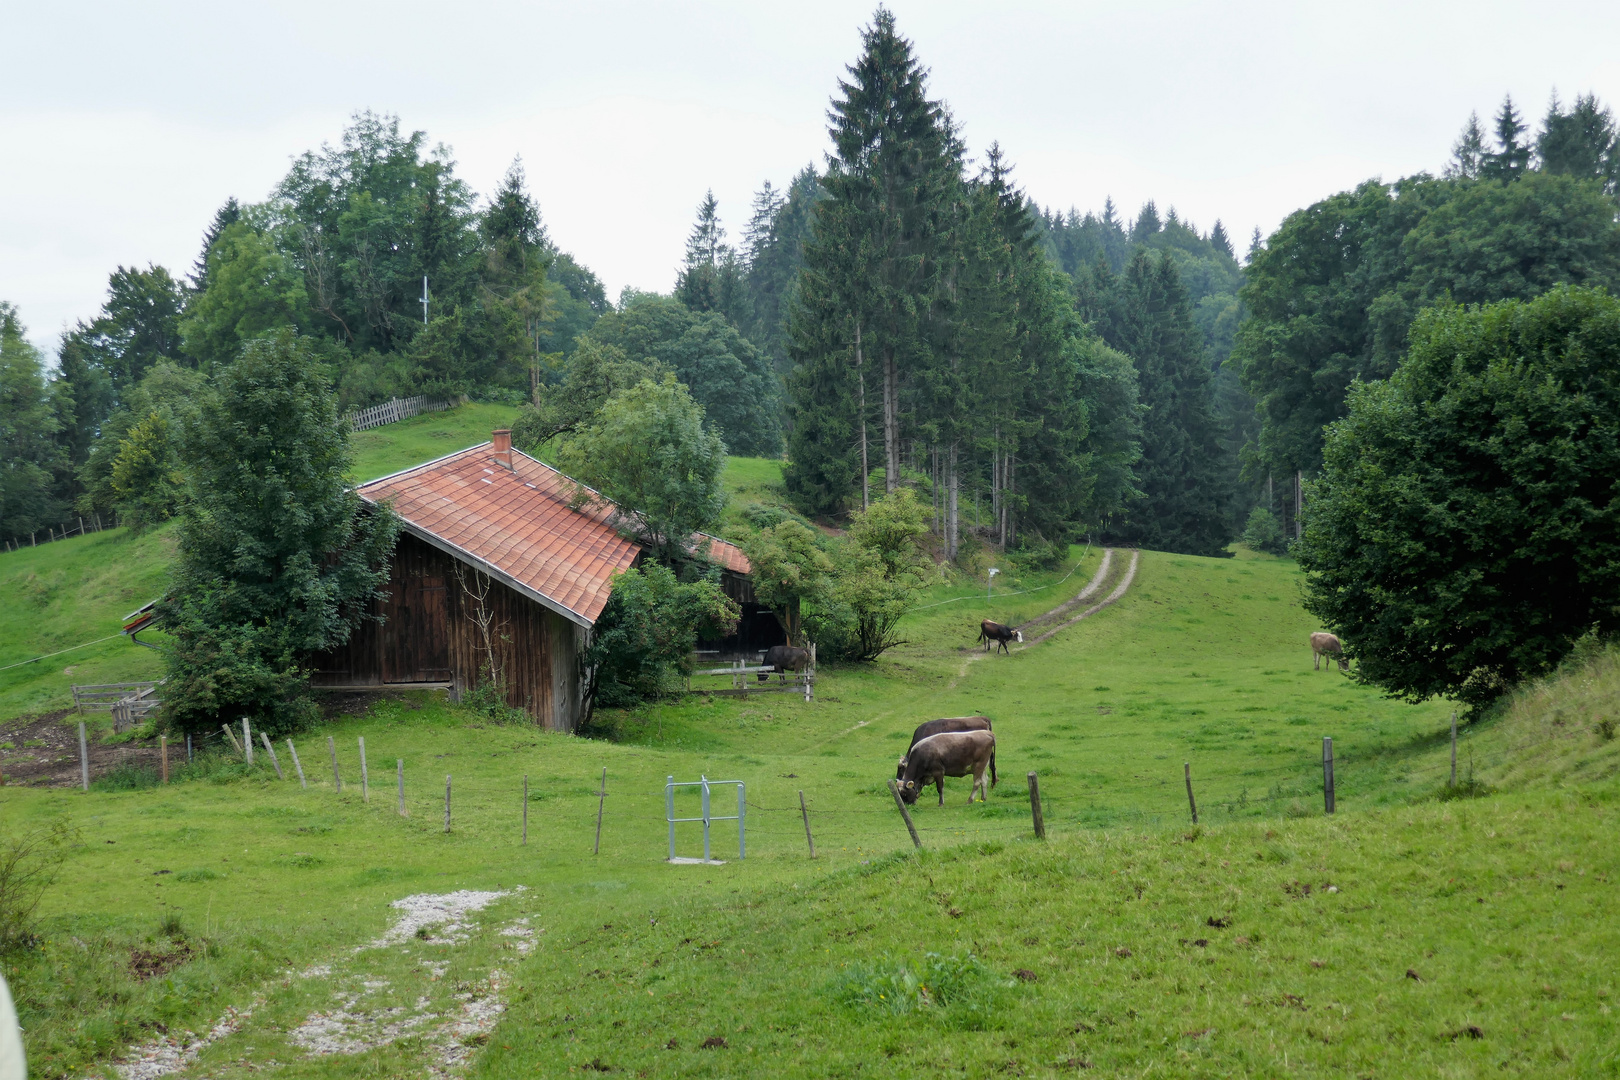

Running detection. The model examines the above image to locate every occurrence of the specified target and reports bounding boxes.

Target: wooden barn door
[381,538,453,683]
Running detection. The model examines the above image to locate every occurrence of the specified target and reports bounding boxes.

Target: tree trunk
[855,323,869,512]
[1007,455,1016,548]
[947,442,960,561]
[1295,470,1303,540]
[882,348,900,494]
[931,444,940,536]
[991,430,1001,527]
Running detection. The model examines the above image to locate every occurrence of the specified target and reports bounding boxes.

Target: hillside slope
[494,786,1618,1077]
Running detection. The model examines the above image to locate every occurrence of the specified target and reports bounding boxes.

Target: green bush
[1241,506,1288,555]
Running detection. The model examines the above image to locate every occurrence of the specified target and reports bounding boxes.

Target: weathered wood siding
[312,533,587,730]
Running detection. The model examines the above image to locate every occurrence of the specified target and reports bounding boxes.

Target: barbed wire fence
[76,710,1591,863]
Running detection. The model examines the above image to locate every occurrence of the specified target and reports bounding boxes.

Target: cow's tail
[990,747,997,788]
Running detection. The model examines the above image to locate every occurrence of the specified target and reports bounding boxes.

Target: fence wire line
[911,543,1092,611]
[0,634,124,672]
[104,721,1589,845]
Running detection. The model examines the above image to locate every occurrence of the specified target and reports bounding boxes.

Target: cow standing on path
[1311,632,1349,673]
[898,717,997,794]
[978,620,1022,654]
[896,730,997,805]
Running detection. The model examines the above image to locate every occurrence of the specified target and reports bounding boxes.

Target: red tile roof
[357,443,751,626]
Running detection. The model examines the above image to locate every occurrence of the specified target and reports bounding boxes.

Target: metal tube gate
[666,775,745,863]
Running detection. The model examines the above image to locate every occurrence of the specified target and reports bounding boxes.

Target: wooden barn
[310,429,758,730]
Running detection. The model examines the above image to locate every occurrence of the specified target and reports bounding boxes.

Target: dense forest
[4,15,1619,571]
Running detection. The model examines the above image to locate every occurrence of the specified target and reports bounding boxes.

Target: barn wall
[311,533,586,731]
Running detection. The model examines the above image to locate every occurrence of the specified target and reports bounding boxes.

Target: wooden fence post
[79,721,90,792]
[160,735,168,784]
[243,719,253,765]
[444,774,452,833]
[260,733,284,780]
[186,734,192,763]
[593,768,607,855]
[358,737,369,802]
[1184,762,1198,825]
[222,724,243,755]
[887,780,922,849]
[328,736,342,792]
[522,775,528,845]
[799,790,816,857]
[1449,712,1458,788]
[1027,771,1046,839]
[397,760,407,816]
[287,739,307,789]
[1322,737,1335,814]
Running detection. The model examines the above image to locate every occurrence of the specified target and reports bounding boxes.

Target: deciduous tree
[1298,287,1620,708]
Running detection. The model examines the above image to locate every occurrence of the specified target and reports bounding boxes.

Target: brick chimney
[492,428,513,470]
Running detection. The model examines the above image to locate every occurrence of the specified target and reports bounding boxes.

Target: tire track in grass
[1017,548,1139,650]
[945,550,1118,691]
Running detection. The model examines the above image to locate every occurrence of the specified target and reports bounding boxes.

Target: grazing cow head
[899,779,920,805]
[895,756,908,781]
[1337,654,1350,674]
[1015,630,1024,643]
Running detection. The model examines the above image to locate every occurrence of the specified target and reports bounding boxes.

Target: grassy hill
[10,538,1615,1077]
[0,403,526,722]
[4,405,1616,1076]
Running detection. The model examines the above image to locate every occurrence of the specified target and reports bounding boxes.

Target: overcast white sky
[6,1,1619,357]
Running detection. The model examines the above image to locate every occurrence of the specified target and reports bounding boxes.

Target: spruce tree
[1537,92,1617,192]
[1209,219,1234,259]
[1098,251,1231,555]
[1484,95,1531,180]
[675,190,726,313]
[1131,201,1162,243]
[786,9,958,509]
[1446,111,1488,179]
[189,197,241,293]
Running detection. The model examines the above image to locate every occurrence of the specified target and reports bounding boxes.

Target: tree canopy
[160,329,398,734]
[1298,287,1620,708]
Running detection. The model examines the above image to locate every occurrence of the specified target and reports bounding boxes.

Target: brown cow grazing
[977,620,1022,654]
[898,717,996,792]
[757,645,810,683]
[1310,632,1349,672]
[896,730,997,806]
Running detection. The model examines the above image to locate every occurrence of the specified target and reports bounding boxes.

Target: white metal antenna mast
[420,276,429,324]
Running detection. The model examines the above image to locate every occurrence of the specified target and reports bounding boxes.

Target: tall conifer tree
[786,8,958,510]
[1097,251,1231,555]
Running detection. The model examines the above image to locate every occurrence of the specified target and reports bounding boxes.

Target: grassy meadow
[349,401,521,482]
[0,402,523,723]
[2,414,1617,1077]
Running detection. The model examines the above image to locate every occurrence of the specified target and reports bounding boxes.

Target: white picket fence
[346,395,457,432]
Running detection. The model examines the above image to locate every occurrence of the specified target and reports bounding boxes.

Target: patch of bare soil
[129,942,194,981]
[0,711,164,788]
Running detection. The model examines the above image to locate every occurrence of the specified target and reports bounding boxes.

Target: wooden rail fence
[346,395,458,432]
[72,682,163,731]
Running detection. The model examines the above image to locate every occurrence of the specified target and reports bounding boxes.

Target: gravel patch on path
[364,889,514,949]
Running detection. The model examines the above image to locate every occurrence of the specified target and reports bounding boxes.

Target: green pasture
[0,527,171,720]
[350,401,521,482]
[7,536,1618,1076]
[0,401,521,723]
[3,410,1616,1076]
